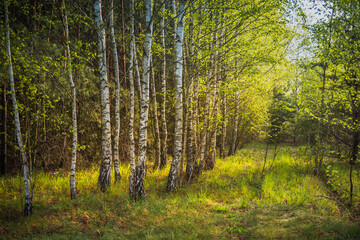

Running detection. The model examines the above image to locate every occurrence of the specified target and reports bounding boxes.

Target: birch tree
[229,91,240,156]
[219,23,227,159]
[206,11,220,170]
[133,0,153,200]
[151,56,161,170]
[94,0,112,191]
[5,0,32,215]
[167,0,185,191]
[129,0,136,198]
[220,91,227,158]
[186,7,201,181]
[160,2,168,169]
[110,0,121,182]
[206,64,218,170]
[62,0,77,199]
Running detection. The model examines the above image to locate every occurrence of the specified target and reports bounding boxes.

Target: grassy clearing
[0,143,359,239]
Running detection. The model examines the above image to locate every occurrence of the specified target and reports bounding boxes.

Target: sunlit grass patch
[261,171,331,207]
[0,144,359,239]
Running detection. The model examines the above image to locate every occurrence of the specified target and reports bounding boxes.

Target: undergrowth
[0,143,359,239]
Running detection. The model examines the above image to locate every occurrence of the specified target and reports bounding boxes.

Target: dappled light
[1,0,360,238]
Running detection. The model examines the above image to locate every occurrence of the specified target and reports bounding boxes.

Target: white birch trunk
[179,51,187,187]
[134,43,142,97]
[151,56,161,170]
[167,0,185,191]
[220,91,227,158]
[229,91,240,156]
[198,11,215,174]
[94,0,112,191]
[110,0,121,182]
[62,0,77,199]
[207,65,218,170]
[5,0,32,215]
[160,3,168,169]
[185,77,196,182]
[185,14,197,182]
[133,0,153,200]
[128,0,136,199]
[206,12,220,170]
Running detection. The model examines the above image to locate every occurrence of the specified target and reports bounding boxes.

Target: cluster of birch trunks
[4,0,289,216]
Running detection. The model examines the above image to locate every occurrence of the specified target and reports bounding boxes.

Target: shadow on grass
[1,143,359,239]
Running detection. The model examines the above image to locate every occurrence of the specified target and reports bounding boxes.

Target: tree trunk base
[133,164,146,200]
[70,188,76,200]
[98,165,111,192]
[24,196,32,216]
[159,156,167,169]
[114,172,121,182]
[166,168,178,192]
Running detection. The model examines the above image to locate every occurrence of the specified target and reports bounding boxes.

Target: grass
[0,143,359,239]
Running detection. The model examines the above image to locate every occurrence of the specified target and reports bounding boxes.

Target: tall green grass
[0,143,359,239]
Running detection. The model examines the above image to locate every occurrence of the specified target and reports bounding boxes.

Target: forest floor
[1,143,360,239]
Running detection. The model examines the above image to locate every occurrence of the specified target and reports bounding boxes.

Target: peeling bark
[185,13,197,182]
[167,0,185,192]
[128,0,136,199]
[94,0,112,191]
[151,56,161,170]
[62,0,77,199]
[133,0,153,200]
[160,3,168,169]
[110,0,121,182]
[185,79,197,182]
[5,0,32,215]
